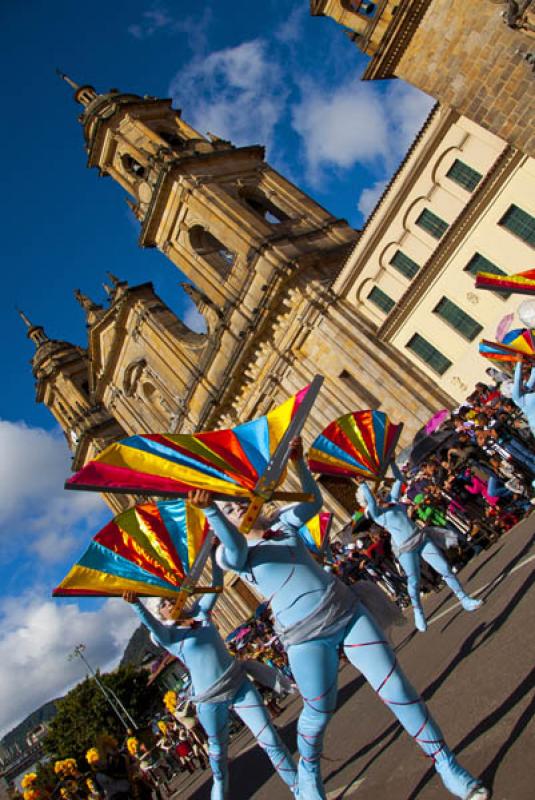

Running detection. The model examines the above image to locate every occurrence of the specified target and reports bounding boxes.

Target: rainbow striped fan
[476,268,535,296]
[298,512,333,555]
[66,381,322,501]
[307,410,403,480]
[53,499,210,598]
[479,328,535,364]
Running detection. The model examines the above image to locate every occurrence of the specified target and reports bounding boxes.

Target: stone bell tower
[59,72,359,430]
[60,73,356,308]
[19,309,125,491]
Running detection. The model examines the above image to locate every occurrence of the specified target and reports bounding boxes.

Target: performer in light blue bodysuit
[512,362,535,436]
[359,463,482,633]
[192,439,489,800]
[123,552,297,800]
[512,361,535,483]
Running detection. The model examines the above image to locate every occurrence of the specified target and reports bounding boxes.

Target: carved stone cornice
[362,0,433,80]
[70,403,113,438]
[379,145,523,340]
[138,146,265,248]
[72,417,124,472]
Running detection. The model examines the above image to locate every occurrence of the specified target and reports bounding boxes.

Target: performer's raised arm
[194,550,224,619]
[279,437,323,529]
[389,462,404,502]
[357,480,381,520]
[526,365,535,391]
[512,361,525,404]
[190,491,249,571]
[123,592,192,647]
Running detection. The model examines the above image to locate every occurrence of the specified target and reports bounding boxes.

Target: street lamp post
[68,644,137,732]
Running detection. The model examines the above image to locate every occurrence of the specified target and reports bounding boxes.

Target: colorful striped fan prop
[298,512,333,556]
[307,410,403,482]
[475,268,535,296]
[66,377,323,536]
[53,499,216,600]
[62,378,323,613]
[479,327,535,364]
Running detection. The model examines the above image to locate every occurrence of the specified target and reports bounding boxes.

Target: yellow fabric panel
[56,565,180,597]
[185,504,207,572]
[118,508,175,573]
[339,414,375,464]
[308,447,373,473]
[307,515,321,547]
[161,435,239,475]
[512,337,535,355]
[134,510,178,574]
[266,396,295,456]
[96,443,251,496]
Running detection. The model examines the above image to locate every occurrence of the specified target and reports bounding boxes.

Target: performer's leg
[398,550,427,631]
[420,540,482,611]
[343,605,489,799]
[287,639,340,800]
[196,702,229,800]
[231,678,297,794]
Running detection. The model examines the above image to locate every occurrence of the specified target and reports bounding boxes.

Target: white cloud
[168,40,288,149]
[0,420,106,564]
[128,6,174,39]
[291,78,434,185]
[357,179,388,219]
[128,5,212,52]
[384,82,436,154]
[0,595,138,737]
[275,5,307,43]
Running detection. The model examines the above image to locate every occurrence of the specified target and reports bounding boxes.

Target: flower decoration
[126,736,139,756]
[163,690,177,712]
[21,774,37,789]
[86,747,100,766]
[157,720,168,734]
[54,758,78,777]
[23,790,40,800]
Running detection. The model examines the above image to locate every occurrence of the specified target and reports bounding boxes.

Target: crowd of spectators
[328,369,534,601]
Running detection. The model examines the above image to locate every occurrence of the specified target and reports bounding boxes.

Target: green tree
[44,665,156,764]
[34,761,57,798]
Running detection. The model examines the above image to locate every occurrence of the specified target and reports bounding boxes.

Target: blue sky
[0,0,433,735]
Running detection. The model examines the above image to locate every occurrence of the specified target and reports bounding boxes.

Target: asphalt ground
[172,512,535,799]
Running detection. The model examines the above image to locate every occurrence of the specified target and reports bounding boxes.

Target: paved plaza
[173,512,535,799]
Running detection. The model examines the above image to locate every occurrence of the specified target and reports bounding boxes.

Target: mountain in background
[1,700,58,753]
[120,624,165,669]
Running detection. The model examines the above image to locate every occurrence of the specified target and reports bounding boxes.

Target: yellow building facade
[334,105,535,401]
[24,79,459,633]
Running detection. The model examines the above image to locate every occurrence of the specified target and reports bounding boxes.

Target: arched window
[157,130,186,150]
[343,0,377,16]
[121,153,146,179]
[189,225,236,275]
[241,190,289,225]
[142,381,157,404]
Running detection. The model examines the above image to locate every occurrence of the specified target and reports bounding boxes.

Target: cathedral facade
[24,78,453,634]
